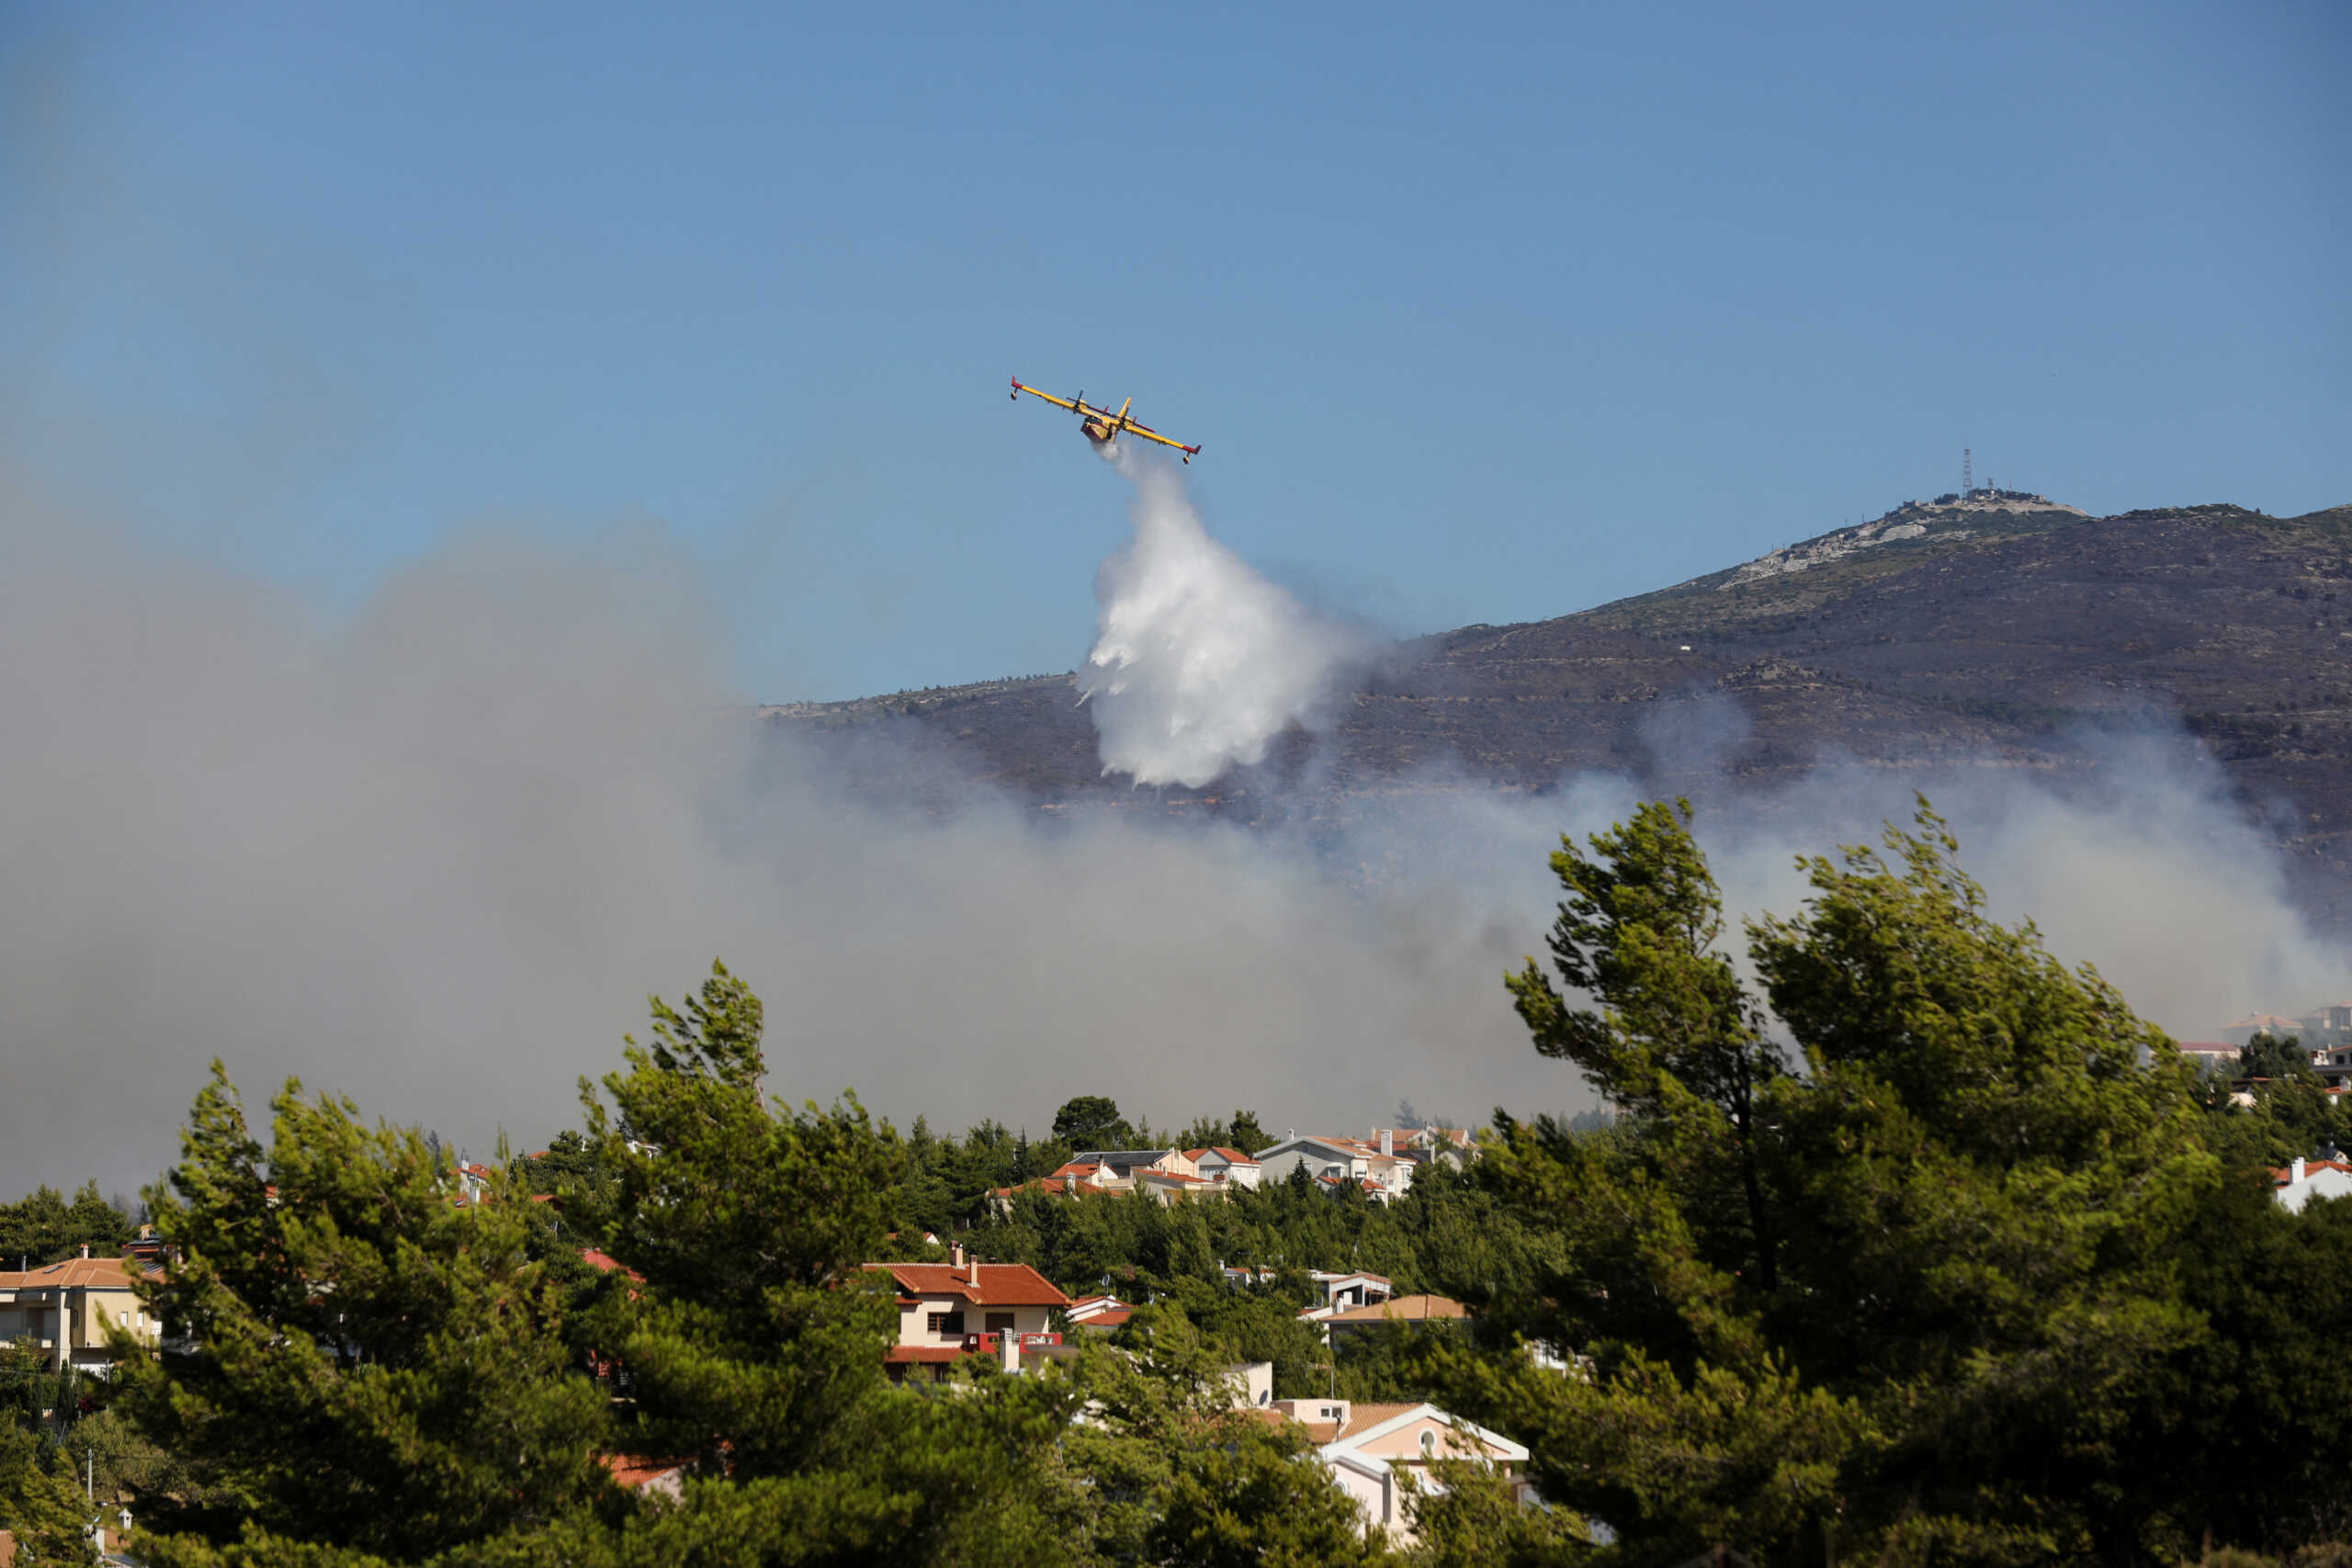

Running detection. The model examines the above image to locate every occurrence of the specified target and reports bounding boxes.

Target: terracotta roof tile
[580,1248,647,1283]
[992,1177,1107,1199]
[0,1256,142,1291]
[1324,1293,1468,1325]
[1244,1408,1342,1444]
[602,1452,689,1491]
[1335,1402,1424,1439]
[865,1262,1070,1308]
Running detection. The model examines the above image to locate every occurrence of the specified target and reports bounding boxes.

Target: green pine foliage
[0,1180,131,1270]
[1428,796,2352,1565]
[0,1412,94,1568]
[16,801,2352,1563]
[109,1066,615,1565]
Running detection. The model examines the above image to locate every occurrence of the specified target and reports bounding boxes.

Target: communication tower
[1962,448,1973,497]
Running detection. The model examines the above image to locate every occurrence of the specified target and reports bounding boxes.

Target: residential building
[2271,1156,2352,1213]
[1226,1359,1273,1408]
[2297,1003,2352,1048]
[1225,1267,1394,1315]
[1181,1146,1263,1190]
[865,1247,1069,1383]
[993,1147,1261,1208]
[1252,1133,1417,1201]
[1320,1293,1468,1346]
[1250,1398,1532,1541]
[603,1452,687,1502]
[1368,1127,1482,1169]
[1049,1150,1238,1205]
[1068,1149,1186,1184]
[2222,1013,2308,1046]
[2170,1041,2242,1074]
[1131,1168,1225,1203]
[1066,1294,1134,1331]
[0,1250,163,1371]
[985,1173,1111,1217]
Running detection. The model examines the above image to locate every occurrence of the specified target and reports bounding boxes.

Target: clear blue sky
[5,0,2345,701]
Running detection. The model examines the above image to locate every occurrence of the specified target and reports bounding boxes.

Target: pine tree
[1430,799,2313,1563]
[113,1065,614,1563]
[567,961,1081,1565]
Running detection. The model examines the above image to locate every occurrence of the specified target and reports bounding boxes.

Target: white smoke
[1078,455,1366,787]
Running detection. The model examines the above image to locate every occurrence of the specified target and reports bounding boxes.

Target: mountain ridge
[765,499,2352,926]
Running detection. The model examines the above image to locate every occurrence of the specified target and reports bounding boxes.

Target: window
[983,1312,1016,1335]
[1420,1430,1438,1458]
[926,1311,965,1337]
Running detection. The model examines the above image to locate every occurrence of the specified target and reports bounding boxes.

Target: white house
[2272,1156,2352,1213]
[1251,1398,1532,1542]
[864,1249,1069,1382]
[1224,1266,1394,1315]
[1252,1133,1416,1201]
[1182,1146,1263,1190]
[2169,1041,2243,1075]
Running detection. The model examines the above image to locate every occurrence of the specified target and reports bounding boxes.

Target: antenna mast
[1962,448,1973,497]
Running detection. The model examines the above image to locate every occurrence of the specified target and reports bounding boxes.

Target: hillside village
[0,1111,1530,1562]
[9,1027,2352,1567]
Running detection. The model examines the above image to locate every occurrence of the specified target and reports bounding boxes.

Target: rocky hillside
[765,499,2352,925]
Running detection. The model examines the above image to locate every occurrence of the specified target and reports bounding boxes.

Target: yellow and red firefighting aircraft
[1010,378,1201,462]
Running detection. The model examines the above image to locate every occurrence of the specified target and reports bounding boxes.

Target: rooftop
[865,1262,1070,1308]
[0,1255,152,1291]
[1324,1293,1467,1325]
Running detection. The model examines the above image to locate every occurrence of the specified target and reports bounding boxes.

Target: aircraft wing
[1115,421,1201,457]
[1012,378,1086,414]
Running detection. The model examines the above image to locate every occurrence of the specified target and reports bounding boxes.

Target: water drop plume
[1079,455,1365,788]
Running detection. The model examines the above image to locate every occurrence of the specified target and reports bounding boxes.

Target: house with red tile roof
[2271,1156,2352,1213]
[602,1451,688,1501]
[986,1173,1113,1217]
[1066,1293,1135,1331]
[0,1249,163,1371]
[1181,1146,1263,1190]
[996,1148,1266,1210]
[864,1246,1070,1382]
[580,1248,646,1284]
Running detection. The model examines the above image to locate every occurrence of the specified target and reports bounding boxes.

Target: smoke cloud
[1,462,2345,1201]
[1078,454,1367,787]
[0,472,1558,1198]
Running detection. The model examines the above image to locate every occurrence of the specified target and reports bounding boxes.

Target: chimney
[2293,1156,2308,1184]
[1379,1129,1393,1157]
[950,1241,965,1269]
[80,1245,89,1260]
[967,1255,981,1289]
